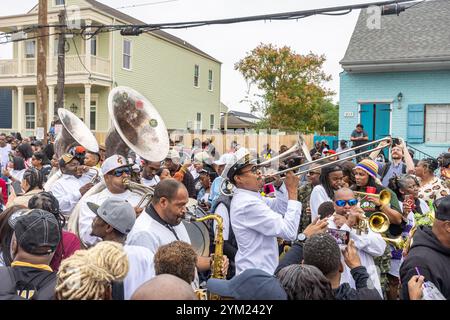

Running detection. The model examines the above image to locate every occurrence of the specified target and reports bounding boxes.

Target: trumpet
[354,189,391,206]
[123,177,154,208]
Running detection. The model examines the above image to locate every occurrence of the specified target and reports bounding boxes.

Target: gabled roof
[85,0,220,64]
[341,0,450,71]
[28,0,220,64]
[228,110,260,120]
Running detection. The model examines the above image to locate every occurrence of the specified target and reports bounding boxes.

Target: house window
[55,0,65,5]
[25,40,36,58]
[90,36,97,56]
[196,112,202,129]
[25,102,35,129]
[425,104,450,143]
[210,114,215,129]
[54,38,59,56]
[208,70,213,91]
[123,39,132,70]
[90,100,97,130]
[194,65,199,87]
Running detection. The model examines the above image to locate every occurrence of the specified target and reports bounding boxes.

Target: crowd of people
[0,130,449,300]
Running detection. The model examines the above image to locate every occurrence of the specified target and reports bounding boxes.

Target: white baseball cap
[214,153,234,166]
[101,155,128,175]
[166,149,180,160]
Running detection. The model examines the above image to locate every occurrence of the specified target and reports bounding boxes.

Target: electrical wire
[116,0,179,10]
[0,0,417,44]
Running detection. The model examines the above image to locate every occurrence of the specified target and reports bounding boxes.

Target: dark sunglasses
[335,199,358,207]
[109,167,131,177]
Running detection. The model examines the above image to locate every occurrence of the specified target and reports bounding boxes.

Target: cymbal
[57,108,99,153]
[108,86,170,162]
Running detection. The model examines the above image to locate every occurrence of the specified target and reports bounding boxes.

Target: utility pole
[37,0,48,143]
[56,10,66,114]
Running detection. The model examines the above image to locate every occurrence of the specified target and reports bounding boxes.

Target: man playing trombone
[226,148,302,275]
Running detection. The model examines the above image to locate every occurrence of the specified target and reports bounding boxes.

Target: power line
[116,0,179,10]
[0,0,419,44]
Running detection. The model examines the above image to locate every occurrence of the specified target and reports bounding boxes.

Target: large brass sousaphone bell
[54,108,99,158]
[106,86,170,161]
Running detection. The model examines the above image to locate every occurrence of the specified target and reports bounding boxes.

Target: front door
[360,103,391,157]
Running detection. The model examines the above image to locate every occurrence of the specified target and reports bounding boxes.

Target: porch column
[17,86,24,132]
[48,85,55,129]
[48,27,55,75]
[17,41,23,76]
[84,84,91,129]
[85,20,92,72]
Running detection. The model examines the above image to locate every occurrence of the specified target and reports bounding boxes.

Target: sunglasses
[335,199,358,207]
[109,167,131,177]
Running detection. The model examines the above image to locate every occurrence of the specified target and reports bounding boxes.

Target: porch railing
[0,55,110,77]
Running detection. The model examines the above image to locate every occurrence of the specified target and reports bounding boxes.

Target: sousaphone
[44,109,99,191]
[54,108,99,159]
[105,86,170,161]
[70,87,202,250]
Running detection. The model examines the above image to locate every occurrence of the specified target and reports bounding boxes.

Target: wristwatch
[296,233,307,243]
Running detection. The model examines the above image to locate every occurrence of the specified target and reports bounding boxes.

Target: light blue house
[339,0,450,158]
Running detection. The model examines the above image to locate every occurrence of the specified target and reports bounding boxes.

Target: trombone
[265,136,393,179]
[220,136,394,196]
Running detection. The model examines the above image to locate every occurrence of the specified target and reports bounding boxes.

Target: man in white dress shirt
[126,178,228,278]
[141,159,161,187]
[227,148,302,275]
[328,187,386,296]
[50,153,94,216]
[89,198,155,300]
[78,154,142,247]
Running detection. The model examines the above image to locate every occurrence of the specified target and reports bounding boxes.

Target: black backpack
[0,267,56,300]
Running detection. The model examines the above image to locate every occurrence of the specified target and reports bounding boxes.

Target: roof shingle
[340,0,450,66]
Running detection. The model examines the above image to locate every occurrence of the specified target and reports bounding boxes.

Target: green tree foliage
[235,43,335,132]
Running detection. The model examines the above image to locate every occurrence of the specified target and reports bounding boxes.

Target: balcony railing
[0,55,111,77]
[0,60,17,75]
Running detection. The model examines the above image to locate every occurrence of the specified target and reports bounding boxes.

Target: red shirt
[50,231,81,271]
[0,178,7,205]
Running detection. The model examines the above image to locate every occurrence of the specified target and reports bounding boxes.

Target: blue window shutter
[407,104,424,144]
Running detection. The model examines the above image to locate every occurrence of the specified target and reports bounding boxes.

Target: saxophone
[184,207,224,300]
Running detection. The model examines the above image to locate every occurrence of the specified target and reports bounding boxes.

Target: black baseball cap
[9,209,61,255]
[436,195,450,221]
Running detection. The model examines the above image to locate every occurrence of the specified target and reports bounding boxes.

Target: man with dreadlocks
[28,192,80,271]
[310,164,345,221]
[56,241,129,300]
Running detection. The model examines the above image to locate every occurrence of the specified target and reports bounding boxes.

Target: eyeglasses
[239,166,258,175]
[335,199,358,207]
[109,167,131,177]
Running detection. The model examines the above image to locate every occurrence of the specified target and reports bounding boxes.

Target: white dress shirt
[126,207,191,254]
[327,218,386,296]
[230,184,301,275]
[78,188,142,247]
[214,203,230,241]
[310,185,332,221]
[0,144,11,171]
[49,174,84,215]
[123,245,155,300]
[142,176,160,188]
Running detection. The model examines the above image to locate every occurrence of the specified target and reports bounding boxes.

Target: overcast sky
[0,0,380,112]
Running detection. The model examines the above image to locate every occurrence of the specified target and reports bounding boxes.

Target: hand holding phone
[327,228,350,246]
